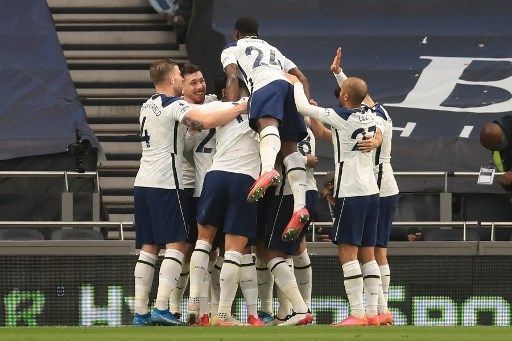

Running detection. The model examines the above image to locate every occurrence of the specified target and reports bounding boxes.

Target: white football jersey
[187,94,218,197]
[205,99,260,179]
[221,37,297,93]
[134,94,192,189]
[181,157,195,189]
[373,104,399,197]
[283,127,318,195]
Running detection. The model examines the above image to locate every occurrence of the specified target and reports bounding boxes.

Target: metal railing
[0,221,133,241]
[0,171,101,221]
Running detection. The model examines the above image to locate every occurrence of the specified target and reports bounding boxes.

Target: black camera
[67,128,91,173]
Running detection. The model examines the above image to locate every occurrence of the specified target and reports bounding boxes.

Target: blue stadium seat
[423,228,479,241]
[51,229,104,240]
[0,228,44,240]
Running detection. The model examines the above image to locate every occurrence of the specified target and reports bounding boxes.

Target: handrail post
[491,222,495,241]
[120,222,125,241]
[61,171,73,223]
[463,221,467,241]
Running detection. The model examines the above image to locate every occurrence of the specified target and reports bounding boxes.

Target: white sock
[379,264,391,313]
[342,260,365,318]
[259,126,281,173]
[276,285,291,319]
[218,251,242,319]
[188,240,212,306]
[268,257,308,314]
[240,254,258,317]
[134,251,157,315]
[293,250,312,309]
[199,271,210,316]
[155,249,184,311]
[256,258,274,314]
[169,261,189,314]
[210,256,223,317]
[362,260,381,317]
[283,152,307,212]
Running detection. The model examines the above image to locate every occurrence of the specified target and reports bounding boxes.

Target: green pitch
[1,326,511,341]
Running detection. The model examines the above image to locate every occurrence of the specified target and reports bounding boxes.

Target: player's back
[331,106,379,198]
[135,94,188,189]
[373,104,399,197]
[221,37,296,93]
[204,100,260,179]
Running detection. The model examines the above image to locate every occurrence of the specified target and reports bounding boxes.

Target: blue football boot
[151,308,187,326]
[133,312,152,326]
[257,311,274,325]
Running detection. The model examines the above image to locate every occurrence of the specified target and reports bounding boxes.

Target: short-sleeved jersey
[373,104,399,197]
[206,99,261,179]
[134,94,192,189]
[181,94,218,193]
[283,126,318,195]
[221,37,297,93]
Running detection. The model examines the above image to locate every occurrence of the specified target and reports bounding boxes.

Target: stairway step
[99,160,140,170]
[52,13,164,24]
[64,49,187,60]
[56,24,171,31]
[77,88,154,98]
[81,98,147,106]
[90,124,140,134]
[103,196,134,205]
[48,0,150,8]
[57,30,176,45]
[85,105,140,123]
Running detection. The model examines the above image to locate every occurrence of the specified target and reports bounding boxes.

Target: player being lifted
[221,16,310,241]
[132,59,246,326]
[288,62,384,326]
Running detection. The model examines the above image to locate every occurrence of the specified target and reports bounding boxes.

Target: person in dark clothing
[480,115,512,191]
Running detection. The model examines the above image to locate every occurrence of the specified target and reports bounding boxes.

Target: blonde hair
[149,59,177,85]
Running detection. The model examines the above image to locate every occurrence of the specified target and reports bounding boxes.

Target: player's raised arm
[181,102,247,130]
[330,47,375,107]
[224,64,240,101]
[288,67,310,99]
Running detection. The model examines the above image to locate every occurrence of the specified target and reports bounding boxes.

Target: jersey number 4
[140,117,150,148]
[245,47,282,69]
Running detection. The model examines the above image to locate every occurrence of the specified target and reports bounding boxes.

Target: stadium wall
[2,251,512,326]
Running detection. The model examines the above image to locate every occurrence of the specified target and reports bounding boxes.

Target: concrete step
[108,213,134,222]
[52,13,164,24]
[101,142,142,156]
[70,69,148,83]
[77,88,154,98]
[64,49,187,60]
[57,30,176,45]
[100,177,135,196]
[85,105,140,123]
[90,123,140,134]
[102,195,134,205]
[48,0,149,9]
[99,160,140,170]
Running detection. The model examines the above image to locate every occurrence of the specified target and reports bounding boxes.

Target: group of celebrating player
[132,16,399,327]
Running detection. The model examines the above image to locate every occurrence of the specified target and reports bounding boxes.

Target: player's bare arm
[307,100,332,141]
[224,64,240,101]
[182,102,247,130]
[288,67,310,99]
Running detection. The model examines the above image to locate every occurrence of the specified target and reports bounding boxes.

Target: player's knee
[257,117,279,132]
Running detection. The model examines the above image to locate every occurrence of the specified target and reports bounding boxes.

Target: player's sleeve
[164,99,193,122]
[293,82,348,130]
[281,54,297,72]
[333,70,348,87]
[221,45,237,69]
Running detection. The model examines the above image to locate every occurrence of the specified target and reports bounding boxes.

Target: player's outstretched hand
[309,99,318,106]
[330,47,342,74]
[357,137,379,152]
[286,73,300,84]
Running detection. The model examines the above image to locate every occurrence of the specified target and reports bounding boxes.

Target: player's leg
[293,238,312,310]
[280,84,310,240]
[169,188,196,319]
[188,171,225,324]
[291,190,316,310]
[133,187,158,326]
[187,223,217,325]
[217,234,247,326]
[210,246,223,320]
[331,196,367,327]
[255,190,276,323]
[247,82,294,203]
[148,188,188,326]
[375,194,398,325]
[239,246,261,326]
[359,194,381,325]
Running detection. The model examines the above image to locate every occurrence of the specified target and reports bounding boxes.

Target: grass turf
[1,326,511,341]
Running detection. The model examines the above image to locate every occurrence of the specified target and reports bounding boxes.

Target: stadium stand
[0,228,45,241]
